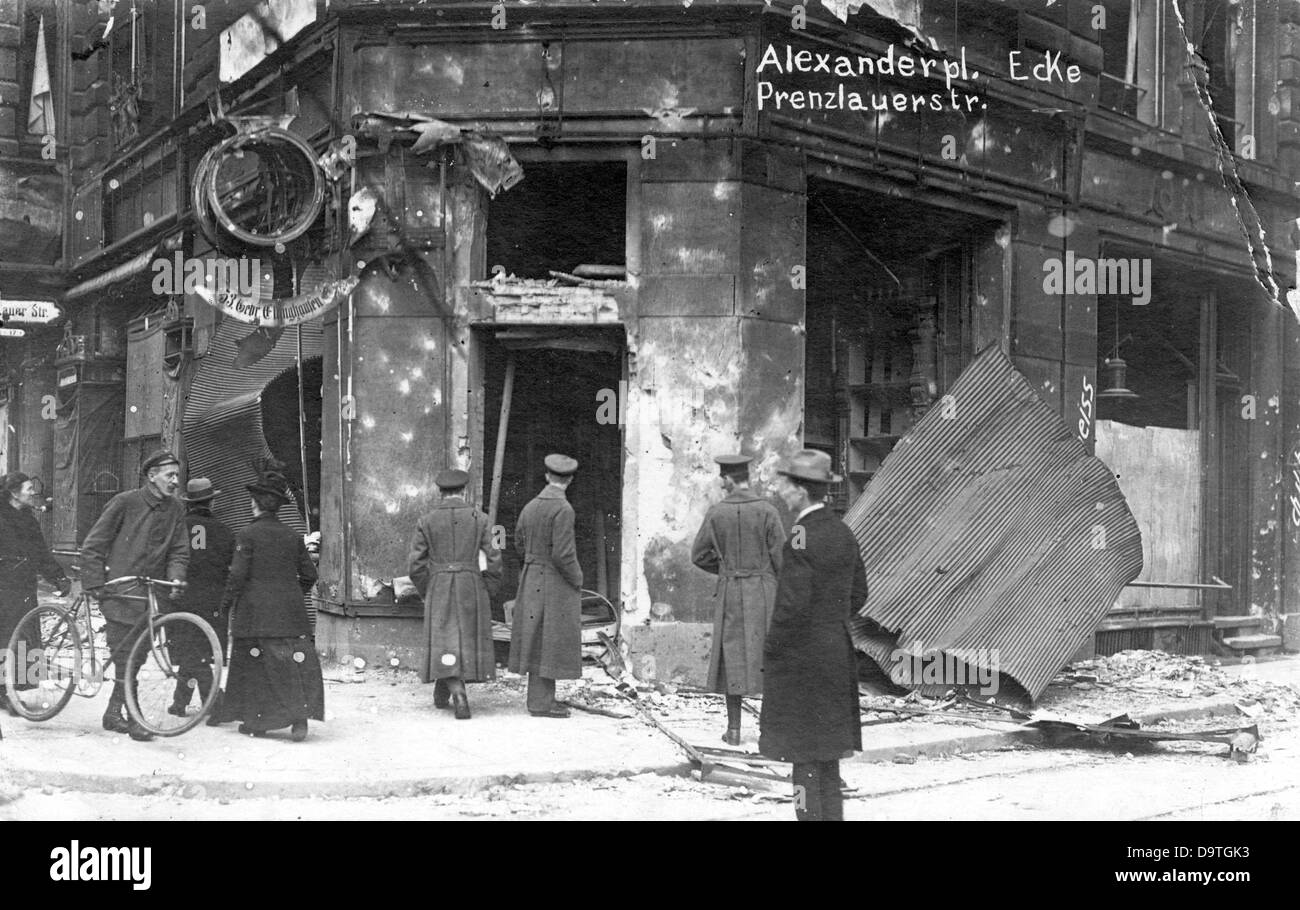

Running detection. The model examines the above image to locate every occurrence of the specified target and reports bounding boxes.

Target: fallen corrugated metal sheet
[844,346,1144,701]
[183,317,323,621]
[183,317,322,536]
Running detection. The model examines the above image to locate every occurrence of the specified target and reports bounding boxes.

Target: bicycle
[3,576,224,736]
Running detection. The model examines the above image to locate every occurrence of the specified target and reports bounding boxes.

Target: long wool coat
[690,489,785,695]
[221,513,318,638]
[759,506,866,763]
[508,484,583,680]
[79,486,189,624]
[408,497,503,683]
[172,507,236,650]
[0,502,68,649]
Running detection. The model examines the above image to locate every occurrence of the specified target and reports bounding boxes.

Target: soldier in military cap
[408,468,503,719]
[80,450,190,741]
[508,454,582,718]
[691,453,786,745]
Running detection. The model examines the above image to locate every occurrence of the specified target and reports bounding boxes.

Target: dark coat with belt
[0,501,68,647]
[691,489,785,695]
[408,496,503,683]
[221,513,318,639]
[79,486,190,624]
[171,507,236,649]
[759,505,866,763]
[508,484,583,680]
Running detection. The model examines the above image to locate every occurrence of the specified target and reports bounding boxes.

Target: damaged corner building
[2,0,1299,690]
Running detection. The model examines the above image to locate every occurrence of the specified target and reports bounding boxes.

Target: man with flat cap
[80,450,190,741]
[760,449,866,821]
[168,478,235,724]
[691,453,785,745]
[408,468,502,719]
[509,453,582,718]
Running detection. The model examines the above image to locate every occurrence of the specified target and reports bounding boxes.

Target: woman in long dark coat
[217,467,323,741]
[0,472,71,714]
[760,450,866,822]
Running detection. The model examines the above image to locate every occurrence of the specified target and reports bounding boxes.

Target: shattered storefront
[47,1,1300,687]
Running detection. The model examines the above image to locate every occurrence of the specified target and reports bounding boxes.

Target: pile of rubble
[1058,650,1300,718]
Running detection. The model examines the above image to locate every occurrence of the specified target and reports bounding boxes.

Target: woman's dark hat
[544,454,578,476]
[435,469,469,490]
[180,478,220,502]
[247,471,292,502]
[2,471,31,495]
[777,449,842,484]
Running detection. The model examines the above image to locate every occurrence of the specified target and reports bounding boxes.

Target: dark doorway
[485,161,626,278]
[480,328,624,609]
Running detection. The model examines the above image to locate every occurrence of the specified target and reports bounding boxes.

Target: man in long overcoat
[408,468,503,719]
[0,472,71,714]
[168,478,235,724]
[759,449,866,822]
[691,453,784,745]
[80,450,190,742]
[508,454,582,718]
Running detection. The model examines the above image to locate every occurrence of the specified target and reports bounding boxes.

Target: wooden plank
[1096,420,1202,611]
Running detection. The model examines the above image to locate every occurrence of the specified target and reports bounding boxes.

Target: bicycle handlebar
[85,575,186,592]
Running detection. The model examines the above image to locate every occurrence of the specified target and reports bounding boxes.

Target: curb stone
[0,699,1243,801]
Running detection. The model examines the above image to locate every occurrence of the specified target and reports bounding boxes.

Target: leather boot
[102,683,131,734]
[452,692,471,720]
[168,677,192,717]
[205,689,225,726]
[722,726,742,747]
[433,678,450,709]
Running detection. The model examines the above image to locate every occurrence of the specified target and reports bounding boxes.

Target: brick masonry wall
[0,1,21,157]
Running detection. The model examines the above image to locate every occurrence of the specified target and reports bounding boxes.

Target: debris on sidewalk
[1049,650,1300,718]
[1023,711,1263,761]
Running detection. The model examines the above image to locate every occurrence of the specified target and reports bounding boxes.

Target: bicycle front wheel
[4,604,82,721]
[124,612,224,737]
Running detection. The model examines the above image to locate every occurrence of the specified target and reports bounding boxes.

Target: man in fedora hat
[691,453,785,745]
[408,468,503,719]
[759,449,866,821]
[80,450,190,741]
[168,478,235,724]
[509,453,583,718]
